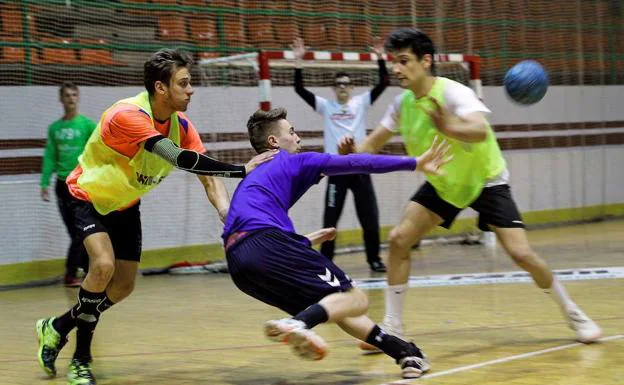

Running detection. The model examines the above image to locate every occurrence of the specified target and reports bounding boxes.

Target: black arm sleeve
[294,68,316,109]
[145,135,246,178]
[370,59,390,105]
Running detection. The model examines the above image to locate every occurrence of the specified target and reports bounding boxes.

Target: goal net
[198,50,485,246]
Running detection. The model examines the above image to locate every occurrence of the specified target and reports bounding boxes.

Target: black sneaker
[369,260,386,273]
[397,343,431,379]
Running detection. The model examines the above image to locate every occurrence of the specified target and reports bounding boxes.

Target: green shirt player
[339,28,601,350]
[40,82,96,287]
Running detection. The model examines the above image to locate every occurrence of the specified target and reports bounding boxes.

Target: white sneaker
[399,351,431,379]
[358,317,405,354]
[566,307,602,343]
[264,318,328,360]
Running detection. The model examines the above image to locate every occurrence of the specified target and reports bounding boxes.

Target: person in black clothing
[291,37,390,272]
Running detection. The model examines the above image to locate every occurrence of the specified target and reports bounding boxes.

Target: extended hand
[370,36,384,58]
[337,135,356,155]
[244,149,278,175]
[305,227,337,246]
[415,136,453,176]
[291,37,307,61]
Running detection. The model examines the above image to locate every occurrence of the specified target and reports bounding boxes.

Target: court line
[381,334,624,385]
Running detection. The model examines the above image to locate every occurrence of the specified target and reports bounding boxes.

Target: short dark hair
[335,72,350,80]
[247,107,288,153]
[143,48,194,95]
[59,81,78,96]
[385,27,436,74]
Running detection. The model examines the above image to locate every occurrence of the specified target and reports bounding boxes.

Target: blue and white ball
[503,60,549,105]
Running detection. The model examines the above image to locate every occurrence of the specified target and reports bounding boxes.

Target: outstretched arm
[322,137,450,176]
[145,135,276,177]
[292,37,316,109]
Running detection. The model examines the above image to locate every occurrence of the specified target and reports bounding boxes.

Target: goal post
[199,50,482,111]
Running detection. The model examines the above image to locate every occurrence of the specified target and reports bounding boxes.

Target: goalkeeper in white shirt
[292,37,390,272]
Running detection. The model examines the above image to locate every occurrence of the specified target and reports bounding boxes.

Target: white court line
[380,334,624,385]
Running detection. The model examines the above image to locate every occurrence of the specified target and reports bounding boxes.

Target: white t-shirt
[316,92,371,155]
[379,78,508,187]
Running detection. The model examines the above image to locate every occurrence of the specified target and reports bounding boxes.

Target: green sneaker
[67,359,96,385]
[36,317,67,377]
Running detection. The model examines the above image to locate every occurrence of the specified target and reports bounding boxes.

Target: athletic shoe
[567,306,602,343]
[369,260,387,273]
[67,359,96,385]
[64,275,83,288]
[399,353,431,379]
[36,317,67,377]
[264,318,328,360]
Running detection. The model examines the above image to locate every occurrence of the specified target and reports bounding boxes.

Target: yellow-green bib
[77,91,180,214]
[399,77,505,208]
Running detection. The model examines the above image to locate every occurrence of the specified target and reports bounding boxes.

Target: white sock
[547,277,575,311]
[384,284,408,329]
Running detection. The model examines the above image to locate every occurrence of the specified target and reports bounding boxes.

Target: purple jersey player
[222,107,449,379]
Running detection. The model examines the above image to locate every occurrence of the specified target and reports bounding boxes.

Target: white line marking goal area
[354,266,624,290]
[380,335,624,385]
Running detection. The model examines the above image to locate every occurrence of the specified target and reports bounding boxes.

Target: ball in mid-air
[503,60,548,105]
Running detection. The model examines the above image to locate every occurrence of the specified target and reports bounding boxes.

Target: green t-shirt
[40,114,96,188]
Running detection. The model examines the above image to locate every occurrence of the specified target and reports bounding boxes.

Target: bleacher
[0,0,623,86]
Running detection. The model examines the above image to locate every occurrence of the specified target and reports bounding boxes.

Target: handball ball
[503,60,548,105]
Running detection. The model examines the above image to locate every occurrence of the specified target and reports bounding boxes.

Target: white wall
[1,84,624,265]
[2,86,624,139]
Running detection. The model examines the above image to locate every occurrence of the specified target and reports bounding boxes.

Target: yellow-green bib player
[77,91,180,215]
[398,77,506,208]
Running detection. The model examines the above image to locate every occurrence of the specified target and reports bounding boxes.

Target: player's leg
[68,204,141,385]
[36,199,114,379]
[352,174,384,272]
[320,176,349,260]
[55,179,84,286]
[337,315,430,378]
[226,229,352,360]
[383,200,447,334]
[472,185,601,343]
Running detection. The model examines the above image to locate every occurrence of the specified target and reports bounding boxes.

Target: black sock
[365,325,422,362]
[73,294,115,361]
[51,288,109,340]
[293,304,329,329]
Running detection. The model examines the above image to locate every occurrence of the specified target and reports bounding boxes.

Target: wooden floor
[1,220,623,385]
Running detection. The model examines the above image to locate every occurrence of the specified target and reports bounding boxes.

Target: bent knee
[388,228,417,251]
[89,259,115,283]
[349,287,369,312]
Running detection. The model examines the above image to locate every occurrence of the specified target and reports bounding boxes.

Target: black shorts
[69,197,142,262]
[225,228,354,316]
[411,182,525,231]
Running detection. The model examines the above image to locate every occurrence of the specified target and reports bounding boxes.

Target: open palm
[415,136,452,176]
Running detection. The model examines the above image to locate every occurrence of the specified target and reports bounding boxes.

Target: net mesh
[0,0,622,284]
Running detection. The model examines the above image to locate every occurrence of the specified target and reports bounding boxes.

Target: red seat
[39,38,79,65]
[222,18,247,48]
[157,14,188,41]
[78,39,117,65]
[189,16,218,45]
[1,6,37,36]
[0,36,25,63]
[273,17,299,47]
[247,17,274,47]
